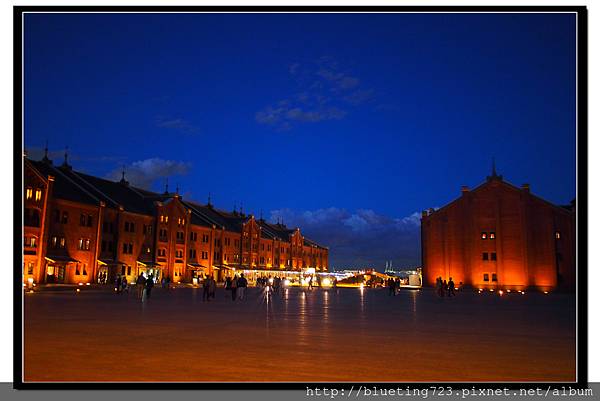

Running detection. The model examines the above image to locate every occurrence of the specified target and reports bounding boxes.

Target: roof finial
[176,182,180,195]
[42,140,51,163]
[119,164,129,185]
[62,146,71,169]
[487,157,503,181]
[207,192,212,206]
[164,178,169,194]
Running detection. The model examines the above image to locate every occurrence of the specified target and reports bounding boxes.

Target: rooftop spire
[487,157,502,181]
[176,182,180,195]
[119,164,129,185]
[61,146,71,169]
[207,192,213,208]
[164,178,169,194]
[42,140,51,164]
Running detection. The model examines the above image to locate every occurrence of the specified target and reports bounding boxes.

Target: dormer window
[35,189,42,201]
[481,232,487,240]
[489,232,495,239]
[26,188,33,200]
[555,231,561,239]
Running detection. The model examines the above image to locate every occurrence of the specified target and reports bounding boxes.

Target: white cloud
[107,158,191,190]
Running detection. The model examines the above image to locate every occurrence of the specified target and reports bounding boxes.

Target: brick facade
[421,172,575,291]
[23,155,329,284]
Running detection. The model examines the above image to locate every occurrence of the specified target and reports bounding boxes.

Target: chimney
[521,183,530,193]
[461,185,470,195]
[421,210,428,218]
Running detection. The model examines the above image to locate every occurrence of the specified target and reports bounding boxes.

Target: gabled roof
[425,176,574,218]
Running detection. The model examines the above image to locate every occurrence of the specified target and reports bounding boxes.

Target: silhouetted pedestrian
[231,275,238,301]
[238,274,248,300]
[447,277,455,297]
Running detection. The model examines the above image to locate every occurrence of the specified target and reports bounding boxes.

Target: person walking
[121,276,128,294]
[136,273,146,299]
[202,275,210,302]
[146,274,154,300]
[308,276,313,290]
[115,275,122,294]
[237,273,248,300]
[209,276,217,300]
[441,279,447,297]
[447,277,456,297]
[231,274,238,301]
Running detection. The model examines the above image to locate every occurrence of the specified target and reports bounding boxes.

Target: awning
[137,260,162,267]
[45,255,79,263]
[187,263,208,269]
[214,265,235,270]
[99,259,127,266]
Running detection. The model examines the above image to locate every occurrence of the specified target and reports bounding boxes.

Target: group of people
[435,276,456,297]
[202,275,217,301]
[223,274,248,301]
[386,277,401,296]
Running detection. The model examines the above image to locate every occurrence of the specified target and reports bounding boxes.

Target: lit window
[489,232,495,239]
[555,231,561,239]
[483,273,489,282]
[59,237,65,248]
[26,188,33,200]
[35,189,42,201]
[481,232,487,240]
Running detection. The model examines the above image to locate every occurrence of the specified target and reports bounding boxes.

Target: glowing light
[114,288,118,292]
[76,288,81,292]
[22,283,26,287]
[322,278,331,287]
[78,282,83,286]
[27,278,34,284]
[489,289,494,292]
[543,291,549,294]
[498,290,504,296]
[521,291,525,295]
[86,283,91,286]
[359,283,364,289]
[283,279,290,286]
[269,278,274,284]
[507,289,511,293]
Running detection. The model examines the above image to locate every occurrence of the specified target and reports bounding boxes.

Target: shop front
[44,255,79,283]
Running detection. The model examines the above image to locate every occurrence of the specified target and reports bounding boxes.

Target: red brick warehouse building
[421,165,575,292]
[23,152,329,285]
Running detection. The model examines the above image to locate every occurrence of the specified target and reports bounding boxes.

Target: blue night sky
[24,12,576,269]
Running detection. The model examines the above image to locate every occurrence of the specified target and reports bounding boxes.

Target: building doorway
[46,264,65,283]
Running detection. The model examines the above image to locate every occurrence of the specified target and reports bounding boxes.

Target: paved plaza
[23,286,576,382]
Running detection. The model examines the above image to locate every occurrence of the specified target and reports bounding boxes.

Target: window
[80,214,87,226]
[146,247,151,254]
[24,208,41,227]
[27,262,34,275]
[190,232,197,241]
[127,265,131,275]
[51,236,58,248]
[26,188,33,200]
[53,210,60,223]
[189,249,196,259]
[267,245,271,251]
[491,273,498,282]
[202,234,209,243]
[555,231,561,239]
[481,232,487,240]
[121,265,126,275]
[76,264,80,275]
[159,229,167,241]
[144,225,153,235]
[61,212,68,224]
[176,231,185,241]
[59,237,65,248]
[482,252,489,261]
[489,232,495,239]
[175,250,183,258]
[35,189,42,201]
[224,237,230,246]
[160,215,169,223]
[101,240,107,252]
[122,243,133,254]
[25,237,37,248]
[158,248,166,257]
[125,221,135,232]
[201,251,208,260]
[78,238,91,251]
[261,244,265,251]
[483,273,489,282]
[491,252,497,261]
[87,215,93,227]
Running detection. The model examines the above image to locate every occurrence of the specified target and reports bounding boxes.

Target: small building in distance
[421,165,575,292]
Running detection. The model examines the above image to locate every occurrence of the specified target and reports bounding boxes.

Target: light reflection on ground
[24,287,575,382]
